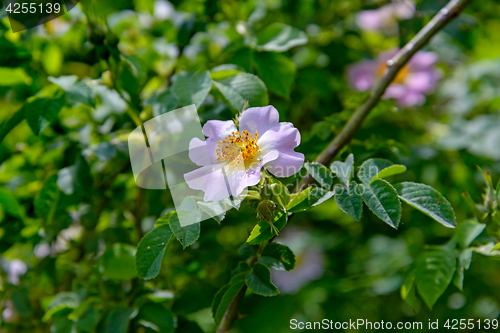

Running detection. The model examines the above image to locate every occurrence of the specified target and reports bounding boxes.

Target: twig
[298,0,473,191]
[217,0,473,331]
[217,286,248,333]
[217,243,265,333]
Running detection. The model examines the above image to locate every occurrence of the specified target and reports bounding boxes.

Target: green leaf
[233,262,251,276]
[176,196,203,228]
[246,263,279,297]
[362,179,401,229]
[169,212,201,249]
[136,303,175,333]
[334,181,362,221]
[210,64,244,80]
[246,212,287,244]
[304,162,333,189]
[212,284,231,320]
[287,187,334,213]
[34,174,60,218]
[42,292,80,322]
[214,281,246,324]
[42,44,63,76]
[456,220,486,248]
[492,243,500,252]
[258,243,296,271]
[75,307,98,331]
[212,73,268,112]
[152,90,179,117]
[330,154,354,187]
[56,158,93,196]
[256,23,308,52]
[375,165,407,182]
[197,200,226,224]
[68,297,99,321]
[358,158,405,185]
[171,71,212,108]
[155,211,175,228]
[452,249,473,291]
[12,289,34,318]
[99,243,137,280]
[253,52,296,98]
[0,67,31,86]
[496,178,500,202]
[24,98,65,135]
[416,249,457,309]
[270,183,290,211]
[401,263,417,311]
[50,318,75,333]
[105,308,136,333]
[0,187,22,219]
[135,225,174,280]
[49,76,95,106]
[394,182,456,228]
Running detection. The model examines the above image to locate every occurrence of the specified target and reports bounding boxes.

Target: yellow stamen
[217,130,260,168]
[377,62,410,84]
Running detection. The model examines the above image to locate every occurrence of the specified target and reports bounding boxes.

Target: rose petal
[396,91,426,107]
[409,51,438,71]
[188,138,211,166]
[383,84,408,99]
[184,164,231,201]
[392,1,415,20]
[265,150,304,178]
[347,60,378,91]
[258,123,301,151]
[405,70,440,94]
[356,7,394,31]
[377,49,400,65]
[257,123,304,178]
[272,249,324,294]
[202,120,237,140]
[239,106,280,136]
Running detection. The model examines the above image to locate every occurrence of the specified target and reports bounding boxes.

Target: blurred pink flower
[271,228,324,294]
[185,106,304,202]
[356,0,415,34]
[347,49,441,107]
[2,300,19,323]
[1,259,27,285]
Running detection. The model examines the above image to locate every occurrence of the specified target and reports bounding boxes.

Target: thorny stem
[218,0,474,331]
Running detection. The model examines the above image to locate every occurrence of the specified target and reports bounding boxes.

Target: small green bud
[256,200,276,224]
[257,200,280,235]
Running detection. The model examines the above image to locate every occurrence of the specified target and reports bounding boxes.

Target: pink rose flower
[357,0,415,34]
[271,227,325,294]
[184,106,304,202]
[347,49,441,107]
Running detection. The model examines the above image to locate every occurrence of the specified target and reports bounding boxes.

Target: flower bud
[256,200,276,223]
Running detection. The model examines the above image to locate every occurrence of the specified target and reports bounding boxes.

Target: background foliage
[0,0,500,332]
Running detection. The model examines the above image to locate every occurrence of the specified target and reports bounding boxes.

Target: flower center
[217,130,259,168]
[377,62,410,84]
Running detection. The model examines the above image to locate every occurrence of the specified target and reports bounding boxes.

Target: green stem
[298,0,473,191]
[217,243,265,333]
